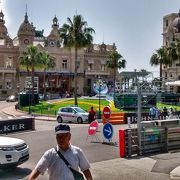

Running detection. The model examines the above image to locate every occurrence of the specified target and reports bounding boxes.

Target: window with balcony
[62,60,67,70]
[101,64,106,71]
[165,72,167,78]
[6,80,12,90]
[6,57,13,68]
[88,63,93,71]
[166,20,168,27]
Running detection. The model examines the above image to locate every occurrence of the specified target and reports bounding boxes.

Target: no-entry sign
[103,106,111,119]
[88,120,99,135]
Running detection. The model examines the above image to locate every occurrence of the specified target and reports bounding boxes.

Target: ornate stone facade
[162,10,180,93]
[0,11,116,98]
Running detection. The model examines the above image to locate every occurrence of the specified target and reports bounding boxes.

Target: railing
[0,67,16,72]
[122,118,180,157]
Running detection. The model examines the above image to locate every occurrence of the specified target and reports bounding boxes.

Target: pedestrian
[163,106,168,119]
[174,108,179,118]
[149,106,156,120]
[168,107,174,119]
[88,106,96,124]
[28,124,93,180]
[155,108,161,120]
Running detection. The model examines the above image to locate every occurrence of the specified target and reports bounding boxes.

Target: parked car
[0,136,29,168]
[38,94,50,101]
[56,106,88,124]
[6,95,18,102]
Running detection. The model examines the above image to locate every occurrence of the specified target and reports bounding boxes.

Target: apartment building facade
[162,10,180,93]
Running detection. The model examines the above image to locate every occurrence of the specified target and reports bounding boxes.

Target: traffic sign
[88,120,99,136]
[103,123,113,140]
[103,106,111,119]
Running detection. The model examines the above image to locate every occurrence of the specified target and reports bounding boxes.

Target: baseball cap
[55,124,70,134]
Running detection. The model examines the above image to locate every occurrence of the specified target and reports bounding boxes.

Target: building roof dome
[0,10,8,38]
[172,10,180,33]
[0,10,4,19]
[17,12,35,36]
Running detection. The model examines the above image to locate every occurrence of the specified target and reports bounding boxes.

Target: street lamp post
[17,84,20,109]
[93,77,106,120]
[98,83,102,119]
[137,82,142,155]
[27,81,31,114]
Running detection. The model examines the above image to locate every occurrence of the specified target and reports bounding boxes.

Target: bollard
[127,117,131,128]
[119,129,125,157]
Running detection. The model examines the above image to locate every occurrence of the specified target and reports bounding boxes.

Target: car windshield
[73,107,86,113]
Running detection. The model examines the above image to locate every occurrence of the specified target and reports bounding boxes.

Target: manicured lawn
[21,98,118,115]
[21,98,180,116]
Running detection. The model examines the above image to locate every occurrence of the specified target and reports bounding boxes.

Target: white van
[0,136,29,168]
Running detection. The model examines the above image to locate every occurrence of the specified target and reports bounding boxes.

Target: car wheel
[57,116,63,123]
[77,117,83,124]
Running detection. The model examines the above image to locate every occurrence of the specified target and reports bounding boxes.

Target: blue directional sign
[103,123,113,140]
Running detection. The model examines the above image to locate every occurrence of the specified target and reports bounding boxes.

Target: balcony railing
[0,67,16,72]
[85,70,110,76]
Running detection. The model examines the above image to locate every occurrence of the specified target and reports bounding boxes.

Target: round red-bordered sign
[103,106,111,119]
[88,120,99,136]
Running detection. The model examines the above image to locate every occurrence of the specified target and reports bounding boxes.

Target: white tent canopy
[165,80,180,86]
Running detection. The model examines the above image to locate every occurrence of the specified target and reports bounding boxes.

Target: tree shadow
[0,167,31,180]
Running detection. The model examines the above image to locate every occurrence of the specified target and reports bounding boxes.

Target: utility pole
[137,81,142,155]
[135,69,142,155]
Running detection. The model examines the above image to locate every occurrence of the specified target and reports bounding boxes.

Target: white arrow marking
[104,127,112,136]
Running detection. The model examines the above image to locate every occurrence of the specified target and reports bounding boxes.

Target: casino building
[0,10,116,99]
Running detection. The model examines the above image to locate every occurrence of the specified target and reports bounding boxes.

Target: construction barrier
[122,119,180,157]
[102,112,125,125]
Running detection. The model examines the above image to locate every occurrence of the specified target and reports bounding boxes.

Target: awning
[165,80,180,86]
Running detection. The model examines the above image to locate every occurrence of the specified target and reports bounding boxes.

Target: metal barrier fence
[123,119,180,157]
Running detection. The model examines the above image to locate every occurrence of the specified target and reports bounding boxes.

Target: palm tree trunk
[159,62,162,88]
[74,46,78,106]
[31,66,35,106]
[113,69,116,93]
[43,70,46,101]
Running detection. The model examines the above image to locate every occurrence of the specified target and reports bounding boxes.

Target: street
[0,106,180,179]
[0,120,123,179]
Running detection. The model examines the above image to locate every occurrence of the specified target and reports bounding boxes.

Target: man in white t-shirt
[28,124,93,180]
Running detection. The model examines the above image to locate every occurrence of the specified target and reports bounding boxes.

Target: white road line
[21,116,31,118]
[8,116,13,119]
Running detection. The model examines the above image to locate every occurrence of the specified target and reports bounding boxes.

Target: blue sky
[1,0,180,77]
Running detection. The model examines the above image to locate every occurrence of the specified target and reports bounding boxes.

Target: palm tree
[106,50,126,93]
[59,14,95,106]
[169,39,180,63]
[39,51,56,100]
[19,45,41,105]
[150,46,169,81]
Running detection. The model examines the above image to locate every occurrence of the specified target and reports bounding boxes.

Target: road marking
[21,116,31,118]
[8,116,13,119]
[0,117,2,119]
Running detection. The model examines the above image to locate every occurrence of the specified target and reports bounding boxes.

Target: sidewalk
[2,105,180,180]
[2,105,56,121]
